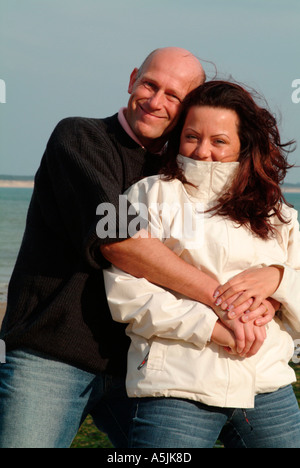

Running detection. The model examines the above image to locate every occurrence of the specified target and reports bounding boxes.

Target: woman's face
[179,106,241,162]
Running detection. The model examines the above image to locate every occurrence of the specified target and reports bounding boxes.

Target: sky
[0,0,299,182]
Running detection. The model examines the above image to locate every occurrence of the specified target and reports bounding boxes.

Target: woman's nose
[194,141,212,161]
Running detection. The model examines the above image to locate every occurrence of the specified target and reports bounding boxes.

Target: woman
[104,81,300,448]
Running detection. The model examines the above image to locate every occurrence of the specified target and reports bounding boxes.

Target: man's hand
[240,298,278,326]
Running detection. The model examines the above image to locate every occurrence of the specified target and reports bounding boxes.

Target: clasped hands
[210,266,284,358]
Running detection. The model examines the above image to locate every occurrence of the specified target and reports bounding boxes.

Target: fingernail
[215,298,222,306]
[227,304,234,312]
[213,290,220,298]
[228,311,236,319]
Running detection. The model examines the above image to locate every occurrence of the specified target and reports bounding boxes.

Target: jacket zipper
[137,352,149,370]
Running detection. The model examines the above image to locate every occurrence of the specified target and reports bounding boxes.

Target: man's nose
[148,90,164,109]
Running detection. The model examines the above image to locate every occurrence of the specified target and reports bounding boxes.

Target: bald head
[138,47,206,90]
[125,47,206,151]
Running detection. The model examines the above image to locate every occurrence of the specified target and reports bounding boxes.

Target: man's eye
[167,94,181,103]
[144,81,156,90]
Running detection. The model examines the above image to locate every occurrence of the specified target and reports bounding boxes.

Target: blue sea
[1,187,300,303]
[0,187,33,302]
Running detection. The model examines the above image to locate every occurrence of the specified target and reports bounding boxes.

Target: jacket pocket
[146,340,168,371]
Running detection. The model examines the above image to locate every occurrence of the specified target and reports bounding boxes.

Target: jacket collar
[177,154,239,202]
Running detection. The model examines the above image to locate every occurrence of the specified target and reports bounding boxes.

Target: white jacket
[104,156,300,408]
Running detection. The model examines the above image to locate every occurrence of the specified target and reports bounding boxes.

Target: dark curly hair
[161,80,296,239]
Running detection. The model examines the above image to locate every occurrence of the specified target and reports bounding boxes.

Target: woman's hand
[214,305,267,355]
[211,317,266,357]
[211,320,237,354]
[241,321,267,357]
[213,266,283,314]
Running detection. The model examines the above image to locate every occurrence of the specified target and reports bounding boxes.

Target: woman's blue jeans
[129,385,300,448]
[0,348,134,448]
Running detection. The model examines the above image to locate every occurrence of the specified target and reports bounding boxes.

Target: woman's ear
[128,68,139,94]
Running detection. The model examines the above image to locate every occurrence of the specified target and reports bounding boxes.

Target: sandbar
[282,187,300,193]
[0,303,6,327]
[0,180,299,192]
[0,180,34,188]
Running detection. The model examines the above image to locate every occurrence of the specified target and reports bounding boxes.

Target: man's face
[126,51,204,150]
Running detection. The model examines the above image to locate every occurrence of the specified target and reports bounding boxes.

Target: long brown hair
[161,81,296,239]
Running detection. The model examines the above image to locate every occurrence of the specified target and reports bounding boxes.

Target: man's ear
[128,68,139,94]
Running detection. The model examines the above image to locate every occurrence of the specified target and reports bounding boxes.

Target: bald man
[0,47,207,448]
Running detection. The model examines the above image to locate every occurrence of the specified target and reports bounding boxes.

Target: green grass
[71,416,113,448]
[71,364,300,448]
[291,363,300,400]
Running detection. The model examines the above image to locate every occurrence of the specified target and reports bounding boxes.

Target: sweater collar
[118,107,166,155]
[177,154,239,202]
[118,108,145,148]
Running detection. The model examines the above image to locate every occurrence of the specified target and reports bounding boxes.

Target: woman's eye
[186,135,198,140]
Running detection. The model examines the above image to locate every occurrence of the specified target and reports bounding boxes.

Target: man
[0,47,207,448]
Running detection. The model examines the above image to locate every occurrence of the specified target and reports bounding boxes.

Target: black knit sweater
[0,114,162,375]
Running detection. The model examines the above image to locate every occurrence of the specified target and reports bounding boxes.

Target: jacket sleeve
[269,208,300,332]
[104,266,218,349]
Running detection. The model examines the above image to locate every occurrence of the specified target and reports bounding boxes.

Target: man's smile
[138,103,166,120]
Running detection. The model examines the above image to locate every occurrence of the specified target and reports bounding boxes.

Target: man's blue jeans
[0,349,134,448]
[129,385,300,448]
